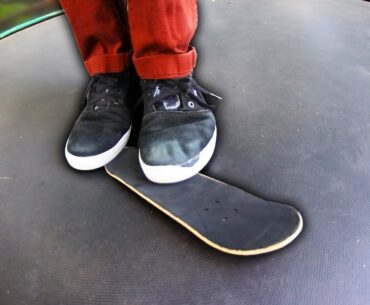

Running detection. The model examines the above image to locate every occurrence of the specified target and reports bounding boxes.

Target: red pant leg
[127,0,198,79]
[60,0,132,76]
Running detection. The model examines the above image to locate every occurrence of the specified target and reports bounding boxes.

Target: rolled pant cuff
[84,52,133,76]
[133,47,197,79]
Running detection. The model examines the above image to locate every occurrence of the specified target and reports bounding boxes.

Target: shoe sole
[65,126,131,171]
[139,127,217,184]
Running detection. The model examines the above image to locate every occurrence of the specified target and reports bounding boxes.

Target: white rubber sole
[139,127,217,184]
[65,126,131,171]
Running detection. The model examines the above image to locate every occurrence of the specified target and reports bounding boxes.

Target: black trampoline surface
[1,1,370,304]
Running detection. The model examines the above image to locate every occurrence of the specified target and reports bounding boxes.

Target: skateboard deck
[105,148,303,256]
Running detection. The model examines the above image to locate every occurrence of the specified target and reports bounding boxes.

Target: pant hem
[133,47,197,79]
[84,52,133,76]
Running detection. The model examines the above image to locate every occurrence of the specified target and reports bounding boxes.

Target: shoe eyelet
[188,101,195,108]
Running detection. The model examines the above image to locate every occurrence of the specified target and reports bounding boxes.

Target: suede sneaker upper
[65,69,141,170]
[138,75,220,183]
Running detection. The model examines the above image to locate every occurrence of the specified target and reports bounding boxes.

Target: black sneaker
[138,75,220,183]
[65,69,141,170]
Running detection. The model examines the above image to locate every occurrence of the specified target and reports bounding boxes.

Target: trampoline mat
[1,1,370,304]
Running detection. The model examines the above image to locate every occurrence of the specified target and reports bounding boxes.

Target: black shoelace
[143,76,222,111]
[84,74,124,111]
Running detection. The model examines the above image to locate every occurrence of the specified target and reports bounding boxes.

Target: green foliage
[0,3,27,19]
[0,1,60,35]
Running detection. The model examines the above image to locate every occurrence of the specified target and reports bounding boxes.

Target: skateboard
[105,147,303,256]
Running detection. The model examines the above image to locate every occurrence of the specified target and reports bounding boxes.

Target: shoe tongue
[155,94,181,111]
[148,82,182,111]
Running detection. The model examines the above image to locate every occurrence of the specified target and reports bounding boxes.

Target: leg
[129,0,219,183]
[127,0,198,79]
[61,0,141,170]
[60,0,132,75]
